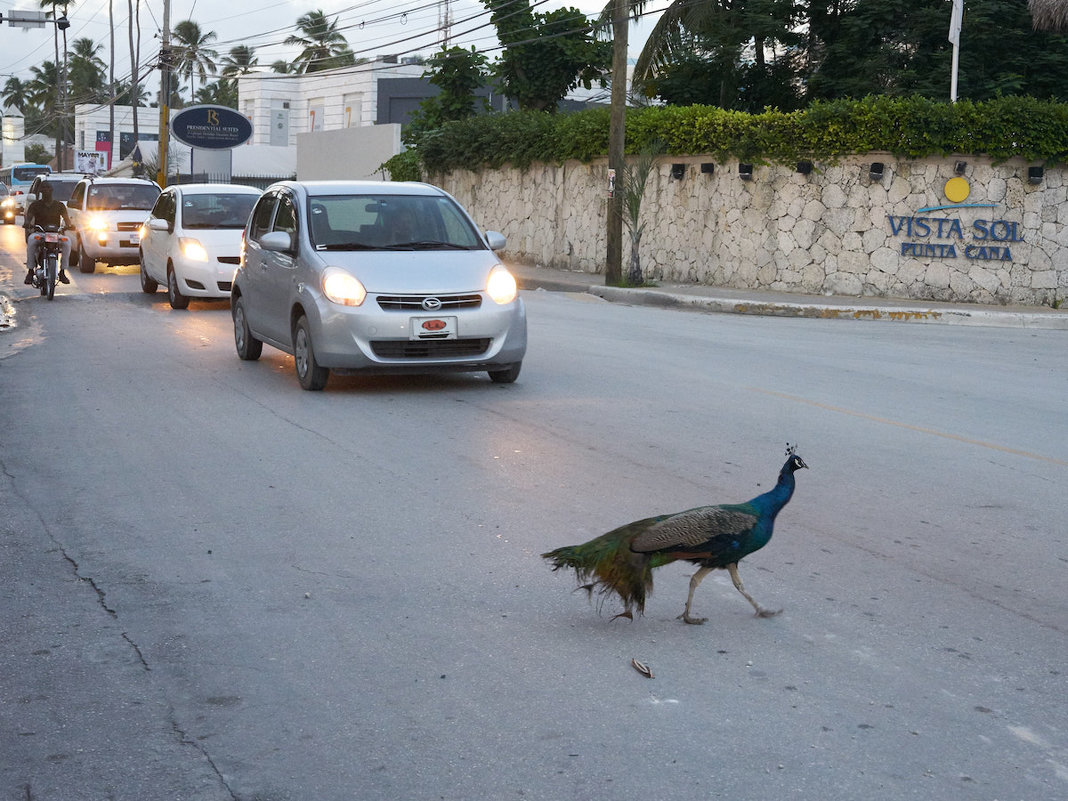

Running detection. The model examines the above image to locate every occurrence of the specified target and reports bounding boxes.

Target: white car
[67,176,161,272]
[139,183,261,309]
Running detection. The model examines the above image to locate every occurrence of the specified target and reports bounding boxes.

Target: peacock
[542,445,808,624]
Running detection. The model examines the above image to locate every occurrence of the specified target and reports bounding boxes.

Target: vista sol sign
[887,215,1024,262]
[171,105,253,150]
[886,176,1024,263]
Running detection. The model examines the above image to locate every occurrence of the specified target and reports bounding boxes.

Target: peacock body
[542,447,808,624]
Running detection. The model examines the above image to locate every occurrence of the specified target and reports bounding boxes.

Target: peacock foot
[755,607,783,618]
[677,613,707,625]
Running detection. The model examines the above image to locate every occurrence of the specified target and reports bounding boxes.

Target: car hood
[314,249,506,295]
[180,228,245,250]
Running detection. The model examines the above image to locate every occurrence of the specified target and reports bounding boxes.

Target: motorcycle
[30,224,68,301]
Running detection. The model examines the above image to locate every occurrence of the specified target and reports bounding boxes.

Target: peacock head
[785,443,808,472]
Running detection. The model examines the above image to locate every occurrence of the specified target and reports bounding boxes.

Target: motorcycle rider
[24,182,72,285]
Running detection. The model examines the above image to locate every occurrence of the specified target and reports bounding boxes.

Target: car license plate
[410,316,456,339]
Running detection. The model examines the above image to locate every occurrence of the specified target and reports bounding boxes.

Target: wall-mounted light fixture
[869,162,885,182]
[671,163,686,180]
[738,163,753,181]
[700,162,715,176]
[954,160,967,176]
[796,160,813,175]
[1028,165,1044,184]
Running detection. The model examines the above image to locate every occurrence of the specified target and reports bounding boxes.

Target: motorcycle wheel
[46,255,57,300]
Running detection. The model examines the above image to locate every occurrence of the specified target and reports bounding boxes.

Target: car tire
[293,315,329,391]
[167,264,189,310]
[139,251,158,293]
[232,296,262,361]
[488,361,522,384]
[77,241,94,273]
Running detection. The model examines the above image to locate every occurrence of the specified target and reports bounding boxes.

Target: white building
[1,106,27,166]
[235,58,425,147]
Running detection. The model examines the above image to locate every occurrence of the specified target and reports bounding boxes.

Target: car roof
[273,180,446,198]
[80,176,160,186]
[39,173,84,183]
[166,183,262,195]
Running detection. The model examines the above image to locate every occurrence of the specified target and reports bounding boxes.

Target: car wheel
[167,264,189,310]
[488,361,522,384]
[293,315,329,391]
[77,241,94,273]
[232,296,263,361]
[139,251,158,293]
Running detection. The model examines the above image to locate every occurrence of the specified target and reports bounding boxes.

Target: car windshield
[180,192,258,230]
[307,194,485,251]
[87,184,160,211]
[43,180,77,203]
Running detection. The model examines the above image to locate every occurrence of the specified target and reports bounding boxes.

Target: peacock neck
[753,462,797,517]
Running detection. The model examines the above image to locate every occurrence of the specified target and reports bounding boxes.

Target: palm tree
[221,45,259,77]
[2,77,31,112]
[1029,0,1068,30]
[27,61,63,137]
[271,59,299,74]
[68,37,108,103]
[172,19,219,102]
[284,10,355,73]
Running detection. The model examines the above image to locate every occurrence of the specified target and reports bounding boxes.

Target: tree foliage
[635,0,1068,110]
[284,10,355,73]
[407,47,491,140]
[484,0,611,111]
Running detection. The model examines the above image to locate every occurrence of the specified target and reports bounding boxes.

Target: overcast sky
[0,0,660,90]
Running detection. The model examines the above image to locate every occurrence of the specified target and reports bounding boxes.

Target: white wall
[296,125,403,181]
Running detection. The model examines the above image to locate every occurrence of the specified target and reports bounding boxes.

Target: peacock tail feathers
[541,515,677,616]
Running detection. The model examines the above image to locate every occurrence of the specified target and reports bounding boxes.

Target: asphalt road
[1,226,1066,801]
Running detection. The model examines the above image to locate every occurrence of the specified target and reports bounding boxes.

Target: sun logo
[944,176,970,204]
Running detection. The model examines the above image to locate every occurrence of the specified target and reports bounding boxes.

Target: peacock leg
[677,566,713,625]
[727,563,781,618]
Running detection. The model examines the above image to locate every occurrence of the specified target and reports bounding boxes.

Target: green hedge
[386,96,1068,177]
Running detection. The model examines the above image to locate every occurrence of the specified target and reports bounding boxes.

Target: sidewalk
[512,263,1068,330]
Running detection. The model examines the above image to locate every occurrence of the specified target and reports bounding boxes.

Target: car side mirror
[485,231,506,251]
[148,218,169,232]
[260,230,295,253]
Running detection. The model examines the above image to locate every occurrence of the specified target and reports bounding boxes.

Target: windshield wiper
[315,242,377,250]
[382,240,475,251]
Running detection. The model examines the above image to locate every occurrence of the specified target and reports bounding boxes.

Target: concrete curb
[587,285,1068,329]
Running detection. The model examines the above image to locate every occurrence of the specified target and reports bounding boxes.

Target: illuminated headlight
[486,265,518,305]
[322,267,366,306]
[179,237,209,262]
[88,216,109,233]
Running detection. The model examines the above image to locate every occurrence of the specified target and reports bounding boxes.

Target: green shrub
[394,96,1068,175]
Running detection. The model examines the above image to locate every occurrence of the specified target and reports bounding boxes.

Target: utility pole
[605,0,628,285]
[157,0,171,187]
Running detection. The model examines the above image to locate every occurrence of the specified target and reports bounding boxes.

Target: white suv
[67,177,161,273]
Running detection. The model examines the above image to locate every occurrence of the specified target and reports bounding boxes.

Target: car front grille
[370,338,491,359]
[217,256,240,265]
[117,221,141,232]
[376,294,482,311]
[217,281,233,292]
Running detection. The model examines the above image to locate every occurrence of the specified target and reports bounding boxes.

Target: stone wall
[435,154,1067,306]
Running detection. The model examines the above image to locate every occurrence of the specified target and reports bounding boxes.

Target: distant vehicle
[26,172,83,209]
[232,180,526,390]
[0,184,14,225]
[2,163,52,215]
[66,176,161,273]
[139,183,261,309]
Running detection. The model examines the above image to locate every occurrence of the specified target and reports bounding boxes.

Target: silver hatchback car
[231,181,527,390]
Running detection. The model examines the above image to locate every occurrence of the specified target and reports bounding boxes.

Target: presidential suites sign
[170,105,253,150]
[886,176,1023,263]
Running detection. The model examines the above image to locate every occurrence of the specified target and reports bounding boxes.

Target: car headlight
[88,216,109,233]
[322,267,366,306]
[179,237,209,262]
[486,265,518,305]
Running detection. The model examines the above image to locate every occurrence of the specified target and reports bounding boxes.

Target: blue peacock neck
[751,459,799,518]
